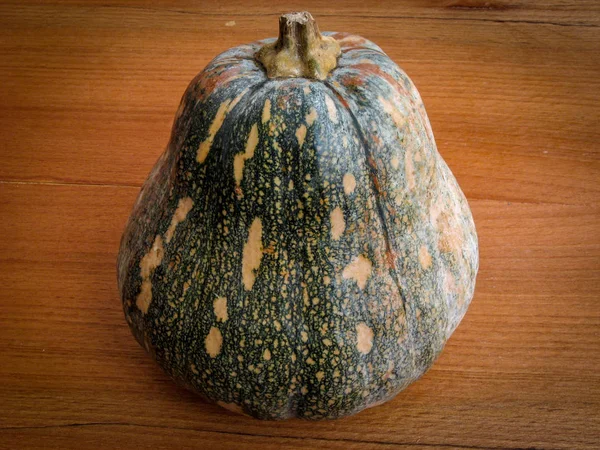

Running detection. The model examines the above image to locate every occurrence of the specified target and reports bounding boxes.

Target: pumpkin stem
[255,12,341,80]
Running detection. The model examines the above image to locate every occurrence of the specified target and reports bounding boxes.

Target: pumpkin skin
[117,18,478,420]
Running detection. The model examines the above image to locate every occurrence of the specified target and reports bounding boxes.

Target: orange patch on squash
[330,207,345,240]
[136,235,164,314]
[356,322,374,354]
[197,100,231,164]
[343,173,356,194]
[165,197,194,243]
[325,96,338,123]
[242,217,263,290]
[418,245,432,270]
[205,326,223,358]
[385,247,397,270]
[296,124,307,147]
[305,107,318,126]
[234,124,259,186]
[379,96,405,129]
[343,255,372,290]
[341,73,365,87]
[136,280,152,315]
[213,297,228,322]
[263,348,272,361]
[262,99,271,123]
[196,64,242,99]
[229,87,249,111]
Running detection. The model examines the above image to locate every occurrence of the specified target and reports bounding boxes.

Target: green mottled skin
[117,32,478,420]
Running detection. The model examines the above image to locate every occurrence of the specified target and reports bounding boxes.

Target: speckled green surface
[117,31,478,420]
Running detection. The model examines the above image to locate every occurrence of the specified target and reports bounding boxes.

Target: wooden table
[1,1,598,449]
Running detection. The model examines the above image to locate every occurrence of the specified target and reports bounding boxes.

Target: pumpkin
[117,11,478,420]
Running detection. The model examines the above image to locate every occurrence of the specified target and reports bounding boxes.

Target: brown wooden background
[1,1,599,449]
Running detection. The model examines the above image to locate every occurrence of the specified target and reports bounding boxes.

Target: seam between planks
[92,6,600,28]
[3,4,597,28]
[0,421,519,449]
[0,180,140,189]
[1,180,593,208]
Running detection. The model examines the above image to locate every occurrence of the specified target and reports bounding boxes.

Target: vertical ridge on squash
[117,11,478,420]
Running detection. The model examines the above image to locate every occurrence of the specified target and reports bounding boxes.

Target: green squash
[117,11,478,420]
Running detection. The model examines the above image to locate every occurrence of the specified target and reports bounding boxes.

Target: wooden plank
[0,4,598,204]
[0,183,598,449]
[0,426,420,450]
[5,0,600,26]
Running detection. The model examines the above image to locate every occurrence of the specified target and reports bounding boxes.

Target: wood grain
[7,0,600,26]
[0,1,599,449]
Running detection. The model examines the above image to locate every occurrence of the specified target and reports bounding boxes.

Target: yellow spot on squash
[325,95,338,123]
[323,275,331,285]
[306,107,318,126]
[165,197,194,243]
[197,99,231,163]
[316,371,325,381]
[213,296,228,322]
[303,85,311,95]
[418,245,432,270]
[229,88,249,112]
[356,322,374,354]
[444,269,457,293]
[262,99,271,123]
[391,156,400,169]
[440,225,464,255]
[139,235,164,279]
[296,124,307,147]
[242,217,263,290]
[263,348,271,361]
[234,123,259,186]
[343,173,356,195]
[342,255,372,290]
[205,326,223,358]
[323,338,332,347]
[302,286,310,306]
[301,331,309,342]
[379,96,405,129]
[330,207,345,240]
[136,280,152,315]
[136,235,164,314]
